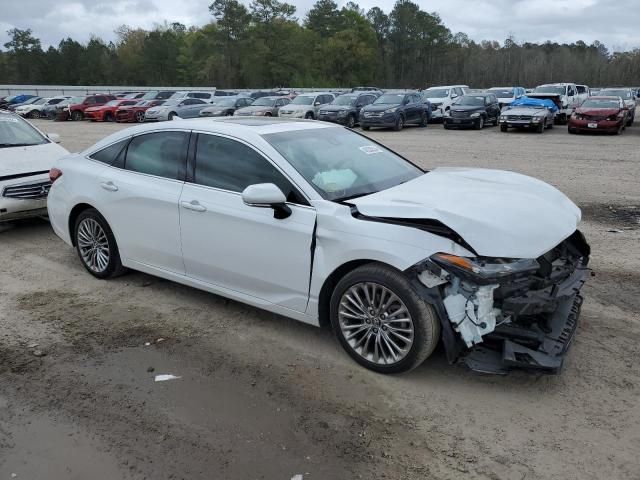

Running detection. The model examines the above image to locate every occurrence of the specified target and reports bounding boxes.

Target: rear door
[94,130,189,274]
[179,132,316,312]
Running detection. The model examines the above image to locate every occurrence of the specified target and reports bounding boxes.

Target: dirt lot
[1,119,639,480]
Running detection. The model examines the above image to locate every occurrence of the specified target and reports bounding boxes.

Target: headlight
[443,111,451,117]
[337,110,348,117]
[430,253,539,282]
[470,112,481,118]
[500,115,506,120]
[385,107,398,113]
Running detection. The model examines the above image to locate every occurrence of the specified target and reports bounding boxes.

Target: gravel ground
[1,118,639,480]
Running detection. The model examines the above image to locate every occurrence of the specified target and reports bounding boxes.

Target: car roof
[588,96,621,100]
[464,92,492,96]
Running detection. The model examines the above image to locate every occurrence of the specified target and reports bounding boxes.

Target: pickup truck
[528,83,587,124]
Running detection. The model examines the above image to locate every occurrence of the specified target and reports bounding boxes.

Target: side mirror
[314,101,321,106]
[47,133,61,143]
[451,94,458,99]
[241,183,291,219]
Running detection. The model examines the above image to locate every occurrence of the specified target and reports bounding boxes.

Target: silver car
[499,104,555,133]
[278,92,336,119]
[199,97,254,117]
[234,96,290,117]
[144,98,209,121]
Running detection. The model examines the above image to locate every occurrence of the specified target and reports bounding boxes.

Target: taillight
[49,167,63,183]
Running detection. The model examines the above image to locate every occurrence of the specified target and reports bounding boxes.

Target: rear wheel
[168,112,176,120]
[71,110,83,121]
[330,263,440,374]
[362,125,370,131]
[74,209,127,279]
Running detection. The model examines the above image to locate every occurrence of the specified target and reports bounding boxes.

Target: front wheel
[346,114,356,128]
[135,111,145,123]
[419,112,428,127]
[500,124,508,132]
[168,112,176,121]
[29,110,41,119]
[536,120,545,133]
[74,209,127,279]
[305,112,314,120]
[393,115,404,131]
[475,116,485,130]
[71,110,83,121]
[362,125,370,131]
[330,263,441,374]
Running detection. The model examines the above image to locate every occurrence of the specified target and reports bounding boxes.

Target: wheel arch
[317,259,393,330]
[68,203,99,246]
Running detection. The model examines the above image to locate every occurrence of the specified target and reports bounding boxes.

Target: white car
[47,118,589,374]
[278,92,336,119]
[14,96,70,119]
[486,87,526,109]
[422,85,469,121]
[0,111,69,223]
[529,83,585,124]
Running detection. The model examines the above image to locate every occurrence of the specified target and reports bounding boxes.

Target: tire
[71,110,83,121]
[168,112,176,121]
[500,124,508,132]
[362,126,370,131]
[475,116,485,130]
[443,123,450,130]
[104,112,114,122]
[305,112,314,120]
[568,127,577,134]
[492,115,499,126]
[537,120,545,134]
[74,208,127,279]
[547,121,554,129]
[346,114,356,128]
[616,123,623,135]
[264,112,272,117]
[419,112,428,127]
[393,115,404,131]
[330,263,441,374]
[29,110,41,119]
[135,111,145,123]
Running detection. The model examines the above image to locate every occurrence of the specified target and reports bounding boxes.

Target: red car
[64,94,116,121]
[84,99,139,122]
[568,96,629,134]
[115,99,167,123]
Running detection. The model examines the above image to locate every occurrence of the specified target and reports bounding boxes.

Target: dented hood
[347,167,581,259]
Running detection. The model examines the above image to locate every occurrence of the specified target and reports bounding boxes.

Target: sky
[1,0,639,52]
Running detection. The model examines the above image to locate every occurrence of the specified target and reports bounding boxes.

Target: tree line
[2,0,640,89]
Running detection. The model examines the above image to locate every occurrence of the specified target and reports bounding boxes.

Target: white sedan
[47,118,589,374]
[0,111,69,223]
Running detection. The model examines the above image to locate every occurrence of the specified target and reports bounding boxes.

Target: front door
[179,133,316,312]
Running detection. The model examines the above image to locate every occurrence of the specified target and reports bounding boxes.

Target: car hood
[575,107,620,116]
[503,106,546,116]
[281,104,312,111]
[424,97,446,103]
[497,97,515,103]
[347,167,581,259]
[364,104,401,112]
[0,142,70,177]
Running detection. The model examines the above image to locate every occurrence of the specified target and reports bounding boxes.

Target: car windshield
[264,128,422,201]
[424,89,449,98]
[48,98,65,105]
[105,100,120,107]
[21,97,41,105]
[161,99,180,107]
[0,115,48,148]
[534,86,565,95]
[333,95,356,106]
[599,89,631,99]
[252,98,276,107]
[581,99,620,108]
[489,88,514,97]
[374,94,405,105]
[291,96,315,105]
[211,98,237,107]
[454,96,486,106]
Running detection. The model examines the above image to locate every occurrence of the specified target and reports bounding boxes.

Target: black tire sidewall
[329,264,439,374]
[74,209,123,279]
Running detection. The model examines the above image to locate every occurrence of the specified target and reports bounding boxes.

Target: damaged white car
[47,118,589,374]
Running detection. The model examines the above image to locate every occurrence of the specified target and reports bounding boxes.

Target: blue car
[359,92,428,131]
[0,94,36,110]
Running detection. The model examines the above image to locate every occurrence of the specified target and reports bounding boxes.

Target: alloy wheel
[338,282,415,365]
[135,111,145,123]
[77,218,110,273]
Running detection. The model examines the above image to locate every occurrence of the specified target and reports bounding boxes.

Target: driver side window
[194,134,308,205]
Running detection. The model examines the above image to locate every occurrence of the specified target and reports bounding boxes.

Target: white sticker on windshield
[359,145,383,155]
[0,117,19,122]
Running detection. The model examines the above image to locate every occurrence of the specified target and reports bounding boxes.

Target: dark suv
[317,92,379,127]
[359,92,428,131]
[443,93,500,130]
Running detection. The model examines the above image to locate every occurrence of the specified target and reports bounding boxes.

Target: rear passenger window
[90,138,129,165]
[194,134,307,205]
[124,132,188,180]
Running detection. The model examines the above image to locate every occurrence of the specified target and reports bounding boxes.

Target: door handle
[100,181,118,192]
[181,200,207,212]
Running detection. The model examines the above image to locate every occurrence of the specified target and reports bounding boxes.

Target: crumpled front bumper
[410,230,590,374]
